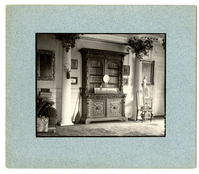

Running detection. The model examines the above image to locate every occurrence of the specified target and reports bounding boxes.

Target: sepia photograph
[36,33,166,137]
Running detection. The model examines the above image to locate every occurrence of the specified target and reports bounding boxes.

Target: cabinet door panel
[107,99,123,117]
[90,99,106,118]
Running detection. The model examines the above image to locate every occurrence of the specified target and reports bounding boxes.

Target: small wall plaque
[71,77,78,85]
[123,77,128,86]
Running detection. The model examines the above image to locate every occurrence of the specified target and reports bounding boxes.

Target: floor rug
[37,118,165,137]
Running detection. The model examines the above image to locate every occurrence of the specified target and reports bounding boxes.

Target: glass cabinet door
[107,61,119,88]
[89,59,104,92]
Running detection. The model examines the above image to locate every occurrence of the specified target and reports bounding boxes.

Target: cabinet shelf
[108,82,119,84]
[90,82,102,84]
[108,67,119,70]
[90,66,103,68]
[109,75,119,77]
[90,74,103,76]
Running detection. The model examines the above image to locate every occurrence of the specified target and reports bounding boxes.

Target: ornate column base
[61,119,74,126]
[128,117,137,121]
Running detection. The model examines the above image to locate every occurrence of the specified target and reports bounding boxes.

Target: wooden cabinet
[79,48,128,124]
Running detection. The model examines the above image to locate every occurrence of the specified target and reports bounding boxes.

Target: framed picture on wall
[71,59,78,69]
[37,49,55,81]
[142,60,155,85]
[71,77,78,85]
[123,65,130,76]
[123,77,128,86]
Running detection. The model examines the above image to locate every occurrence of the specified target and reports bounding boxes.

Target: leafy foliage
[162,38,166,49]
[55,34,82,52]
[128,37,154,59]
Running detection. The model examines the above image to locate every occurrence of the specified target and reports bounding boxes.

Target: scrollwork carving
[88,94,126,99]
[87,99,92,117]
[79,48,128,59]
[93,102,104,115]
[108,99,122,116]
[122,99,126,116]
[85,58,89,92]
[119,63,123,92]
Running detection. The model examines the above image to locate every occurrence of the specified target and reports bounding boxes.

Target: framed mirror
[37,49,55,81]
[142,60,155,85]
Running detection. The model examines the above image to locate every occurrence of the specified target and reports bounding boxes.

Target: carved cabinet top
[79,48,128,59]
[87,93,127,99]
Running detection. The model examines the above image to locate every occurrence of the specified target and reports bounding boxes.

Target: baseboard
[153,115,165,119]
[153,115,165,117]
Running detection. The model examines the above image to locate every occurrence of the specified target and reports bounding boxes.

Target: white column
[129,56,143,121]
[134,57,143,91]
[61,49,73,126]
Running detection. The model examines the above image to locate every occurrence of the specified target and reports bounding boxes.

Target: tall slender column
[134,57,143,91]
[61,49,73,126]
[130,56,143,121]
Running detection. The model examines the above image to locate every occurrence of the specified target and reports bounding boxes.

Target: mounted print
[71,77,78,85]
[123,77,128,86]
[123,65,130,76]
[71,59,78,69]
[36,33,166,138]
[142,60,155,85]
[37,49,55,81]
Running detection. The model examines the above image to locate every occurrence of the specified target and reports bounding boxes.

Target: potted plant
[128,37,154,59]
[55,33,82,52]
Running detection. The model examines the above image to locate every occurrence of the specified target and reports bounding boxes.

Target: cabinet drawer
[107,99,123,117]
[90,99,106,118]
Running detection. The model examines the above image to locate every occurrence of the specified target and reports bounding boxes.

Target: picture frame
[37,49,55,81]
[71,59,78,69]
[71,77,78,85]
[123,65,130,76]
[123,77,128,86]
[142,60,155,85]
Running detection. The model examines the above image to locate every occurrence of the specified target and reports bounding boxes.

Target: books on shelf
[39,90,53,101]
[90,76,103,83]
[41,97,53,101]
[39,93,52,96]
[41,88,50,92]
[107,84,119,88]
[39,91,52,95]
[108,62,119,69]
[91,60,102,67]
[109,76,119,84]
[90,67,103,75]
[108,69,119,76]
